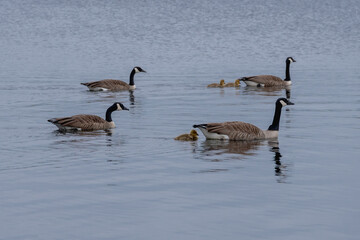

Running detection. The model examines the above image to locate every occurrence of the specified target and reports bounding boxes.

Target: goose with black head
[48,102,129,132]
[81,66,146,91]
[193,98,294,140]
[241,57,296,87]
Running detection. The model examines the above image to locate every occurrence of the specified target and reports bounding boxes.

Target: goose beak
[287,101,295,105]
[123,107,129,111]
[141,69,146,73]
[293,59,296,62]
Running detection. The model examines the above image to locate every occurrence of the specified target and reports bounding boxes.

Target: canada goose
[174,129,199,141]
[48,102,129,132]
[81,66,146,91]
[224,79,241,87]
[193,98,294,140]
[207,79,225,88]
[241,57,296,87]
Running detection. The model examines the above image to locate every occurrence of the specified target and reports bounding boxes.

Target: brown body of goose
[224,79,241,87]
[48,102,128,132]
[241,57,296,87]
[174,130,199,141]
[207,79,225,88]
[193,98,294,141]
[198,121,267,140]
[81,66,146,91]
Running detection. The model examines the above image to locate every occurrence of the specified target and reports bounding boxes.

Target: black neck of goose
[268,103,283,131]
[105,105,117,122]
[129,69,136,86]
[284,61,291,81]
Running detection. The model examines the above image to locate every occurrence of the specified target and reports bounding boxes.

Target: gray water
[1,0,360,239]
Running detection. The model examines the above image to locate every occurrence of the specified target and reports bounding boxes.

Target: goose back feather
[204,121,265,140]
[49,115,114,131]
[81,79,130,91]
[241,75,285,87]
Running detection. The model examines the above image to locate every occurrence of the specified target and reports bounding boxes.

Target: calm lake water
[1,0,359,239]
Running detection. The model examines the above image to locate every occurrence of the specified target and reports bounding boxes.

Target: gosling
[207,79,225,88]
[174,129,199,141]
[224,79,241,87]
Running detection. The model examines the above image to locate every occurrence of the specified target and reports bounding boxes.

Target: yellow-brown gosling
[81,66,146,91]
[48,102,128,132]
[207,79,225,88]
[224,79,241,87]
[174,129,199,141]
[193,98,294,140]
[241,57,296,87]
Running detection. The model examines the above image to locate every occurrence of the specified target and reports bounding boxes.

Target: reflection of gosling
[174,130,199,141]
[224,79,241,87]
[207,79,225,88]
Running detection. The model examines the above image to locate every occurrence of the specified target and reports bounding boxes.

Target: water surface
[0,0,359,239]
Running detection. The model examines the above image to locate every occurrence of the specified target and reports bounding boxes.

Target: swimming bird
[224,79,241,87]
[48,102,129,132]
[207,79,225,88]
[174,129,199,141]
[241,57,296,87]
[81,66,146,91]
[193,98,294,140]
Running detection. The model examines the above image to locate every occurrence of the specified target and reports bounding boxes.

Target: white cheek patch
[280,100,287,107]
[289,58,293,63]
[116,103,122,110]
[134,67,140,73]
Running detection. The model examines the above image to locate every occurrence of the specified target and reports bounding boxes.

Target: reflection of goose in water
[193,140,264,173]
[54,129,113,136]
[200,139,263,156]
[243,85,291,99]
[50,130,113,152]
[129,90,135,105]
[194,139,291,182]
[286,88,291,99]
[268,141,290,183]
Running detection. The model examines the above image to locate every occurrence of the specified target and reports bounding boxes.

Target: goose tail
[193,124,207,129]
[48,118,57,123]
